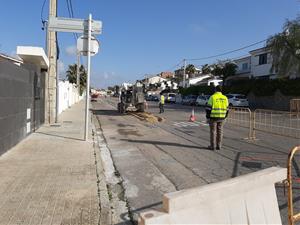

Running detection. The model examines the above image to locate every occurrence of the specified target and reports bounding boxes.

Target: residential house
[0,53,23,66]
[227,47,275,83]
[249,47,276,79]
[160,71,174,79]
[195,76,223,87]
[0,46,49,155]
[179,74,215,87]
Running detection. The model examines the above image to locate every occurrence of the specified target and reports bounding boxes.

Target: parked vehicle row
[146,93,249,107]
[180,94,249,107]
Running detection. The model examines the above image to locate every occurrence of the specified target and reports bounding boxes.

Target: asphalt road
[92,97,300,224]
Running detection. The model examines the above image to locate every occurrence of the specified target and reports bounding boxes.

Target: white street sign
[77,35,99,56]
[48,16,102,34]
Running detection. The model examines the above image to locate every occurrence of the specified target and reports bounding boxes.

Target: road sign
[77,35,99,56]
[48,16,102,34]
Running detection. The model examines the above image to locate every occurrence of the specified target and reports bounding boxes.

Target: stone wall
[247,90,299,111]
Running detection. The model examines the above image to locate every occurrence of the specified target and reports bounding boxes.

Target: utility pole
[183,59,187,88]
[46,0,57,124]
[76,52,80,94]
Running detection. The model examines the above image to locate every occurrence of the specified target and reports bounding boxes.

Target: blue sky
[0,0,299,88]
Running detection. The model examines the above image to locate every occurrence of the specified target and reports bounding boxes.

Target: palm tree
[201,64,211,74]
[66,64,87,94]
[186,64,196,76]
[211,64,223,77]
[267,17,300,78]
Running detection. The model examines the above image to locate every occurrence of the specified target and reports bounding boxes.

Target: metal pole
[183,59,186,88]
[84,14,92,141]
[76,51,80,94]
[55,57,59,123]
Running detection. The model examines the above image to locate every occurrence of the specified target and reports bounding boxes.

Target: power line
[166,60,183,72]
[40,0,48,22]
[187,39,267,61]
[69,0,75,18]
[65,0,82,64]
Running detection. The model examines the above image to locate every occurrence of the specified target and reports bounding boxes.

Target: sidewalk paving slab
[0,101,110,225]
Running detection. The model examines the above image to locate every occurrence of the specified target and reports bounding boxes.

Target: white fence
[58,80,83,114]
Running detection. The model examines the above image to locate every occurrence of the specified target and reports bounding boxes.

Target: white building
[179,74,213,87]
[249,47,276,79]
[235,56,251,76]
[228,47,276,83]
[147,75,166,85]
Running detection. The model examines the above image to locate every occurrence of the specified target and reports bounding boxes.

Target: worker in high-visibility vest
[159,94,165,113]
[206,86,229,150]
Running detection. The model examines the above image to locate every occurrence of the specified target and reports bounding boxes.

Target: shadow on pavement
[36,132,84,141]
[121,139,210,150]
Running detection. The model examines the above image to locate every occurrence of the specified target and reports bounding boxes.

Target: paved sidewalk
[0,101,110,225]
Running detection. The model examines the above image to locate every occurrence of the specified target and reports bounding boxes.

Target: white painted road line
[173,121,208,128]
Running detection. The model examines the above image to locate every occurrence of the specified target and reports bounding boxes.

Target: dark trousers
[209,119,224,148]
[159,103,164,113]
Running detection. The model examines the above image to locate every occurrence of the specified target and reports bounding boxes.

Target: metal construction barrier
[226,107,253,139]
[253,109,300,139]
[290,99,300,117]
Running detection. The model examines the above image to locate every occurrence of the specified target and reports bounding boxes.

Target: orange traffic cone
[189,108,196,122]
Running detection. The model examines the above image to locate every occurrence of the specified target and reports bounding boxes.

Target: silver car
[196,95,210,106]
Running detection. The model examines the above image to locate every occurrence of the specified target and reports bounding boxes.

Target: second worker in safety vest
[206,86,229,150]
[159,94,165,113]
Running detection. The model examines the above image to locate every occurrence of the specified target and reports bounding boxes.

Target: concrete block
[140,167,286,225]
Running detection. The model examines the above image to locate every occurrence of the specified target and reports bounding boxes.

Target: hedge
[179,79,300,97]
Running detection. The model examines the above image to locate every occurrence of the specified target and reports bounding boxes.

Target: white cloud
[65,45,77,56]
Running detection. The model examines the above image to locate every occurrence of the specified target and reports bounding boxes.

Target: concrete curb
[92,114,133,225]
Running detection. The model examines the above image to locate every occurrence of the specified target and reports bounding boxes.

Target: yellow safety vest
[207,92,228,119]
[160,95,165,104]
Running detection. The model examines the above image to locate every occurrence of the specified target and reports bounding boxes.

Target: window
[242,63,248,70]
[258,53,268,65]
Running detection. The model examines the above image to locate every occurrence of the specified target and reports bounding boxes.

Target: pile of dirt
[131,112,165,123]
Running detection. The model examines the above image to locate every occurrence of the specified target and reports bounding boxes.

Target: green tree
[222,62,237,84]
[267,16,300,78]
[66,64,87,95]
[211,64,223,76]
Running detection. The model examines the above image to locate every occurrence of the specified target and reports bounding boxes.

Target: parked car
[152,95,159,101]
[146,95,159,101]
[196,95,210,106]
[175,94,183,104]
[182,95,198,105]
[226,94,249,107]
[91,93,99,102]
[164,93,176,103]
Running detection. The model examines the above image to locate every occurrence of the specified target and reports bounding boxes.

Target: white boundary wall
[139,167,286,225]
[58,80,83,114]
